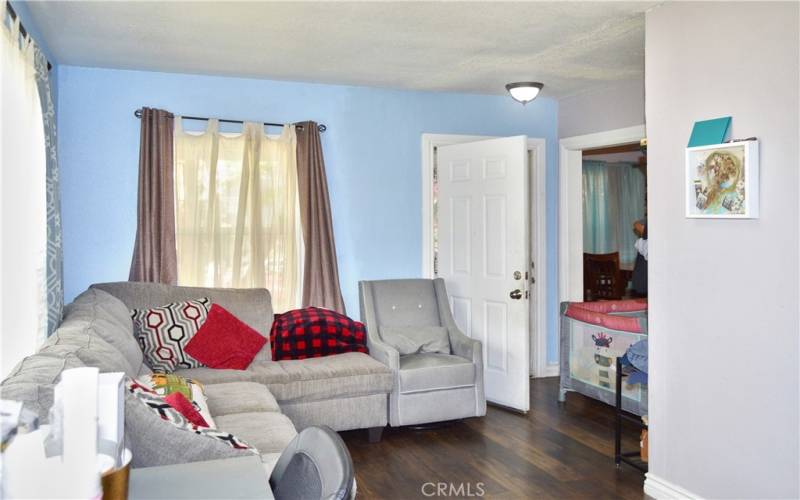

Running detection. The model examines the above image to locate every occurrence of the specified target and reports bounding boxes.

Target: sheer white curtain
[174,119,303,313]
[1,12,47,377]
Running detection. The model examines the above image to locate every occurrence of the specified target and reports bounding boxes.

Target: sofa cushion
[177,354,392,404]
[273,352,393,403]
[64,288,144,375]
[379,325,450,355]
[205,382,281,416]
[398,353,475,394]
[91,282,274,361]
[41,331,136,377]
[0,353,84,422]
[131,298,210,372]
[174,361,290,386]
[213,412,296,454]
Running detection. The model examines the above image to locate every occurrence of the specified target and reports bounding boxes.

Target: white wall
[558,79,645,137]
[645,2,799,499]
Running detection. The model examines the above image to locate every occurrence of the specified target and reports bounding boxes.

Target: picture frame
[685,140,759,219]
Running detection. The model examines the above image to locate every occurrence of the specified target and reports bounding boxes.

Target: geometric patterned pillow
[131,298,210,372]
[125,377,257,453]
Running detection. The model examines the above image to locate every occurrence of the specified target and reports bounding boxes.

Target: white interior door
[437,136,530,411]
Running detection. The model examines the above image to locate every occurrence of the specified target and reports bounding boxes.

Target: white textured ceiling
[26,1,656,99]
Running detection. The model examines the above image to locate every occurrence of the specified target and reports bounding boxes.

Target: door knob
[509,289,523,300]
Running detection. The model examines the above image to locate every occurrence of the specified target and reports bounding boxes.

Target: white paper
[97,372,125,467]
[60,367,102,498]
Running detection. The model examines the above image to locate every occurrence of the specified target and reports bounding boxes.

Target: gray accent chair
[359,278,486,427]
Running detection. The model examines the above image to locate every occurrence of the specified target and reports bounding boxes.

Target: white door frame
[421,133,548,378]
[558,125,646,302]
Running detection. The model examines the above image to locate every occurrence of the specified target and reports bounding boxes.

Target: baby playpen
[559,299,648,416]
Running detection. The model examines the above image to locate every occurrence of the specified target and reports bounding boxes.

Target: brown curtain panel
[296,121,346,314]
[129,107,178,284]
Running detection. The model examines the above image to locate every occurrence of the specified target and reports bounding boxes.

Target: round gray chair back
[269,426,354,500]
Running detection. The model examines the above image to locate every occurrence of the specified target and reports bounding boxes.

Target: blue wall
[57,66,560,363]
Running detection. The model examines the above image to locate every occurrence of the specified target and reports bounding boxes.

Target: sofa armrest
[367,337,400,371]
[448,327,482,363]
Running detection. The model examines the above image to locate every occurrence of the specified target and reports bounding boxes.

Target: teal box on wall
[688,117,731,147]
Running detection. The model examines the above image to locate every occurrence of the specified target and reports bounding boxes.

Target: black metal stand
[614,357,648,473]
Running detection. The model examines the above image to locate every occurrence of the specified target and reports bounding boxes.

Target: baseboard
[644,473,701,500]
[532,362,559,378]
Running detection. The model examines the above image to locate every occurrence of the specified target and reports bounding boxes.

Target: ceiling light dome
[505,82,544,105]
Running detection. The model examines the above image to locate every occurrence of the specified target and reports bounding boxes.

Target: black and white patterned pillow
[125,377,256,453]
[131,298,210,372]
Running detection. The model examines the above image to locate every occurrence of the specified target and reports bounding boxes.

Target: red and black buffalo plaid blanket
[270,307,369,361]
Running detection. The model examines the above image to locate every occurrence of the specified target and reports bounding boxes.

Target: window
[174,121,303,313]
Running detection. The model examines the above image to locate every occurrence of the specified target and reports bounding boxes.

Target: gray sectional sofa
[1,282,393,472]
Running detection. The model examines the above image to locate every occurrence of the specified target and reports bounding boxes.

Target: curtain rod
[5,3,52,71]
[133,108,326,133]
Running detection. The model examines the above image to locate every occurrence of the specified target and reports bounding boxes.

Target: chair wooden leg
[367,426,384,443]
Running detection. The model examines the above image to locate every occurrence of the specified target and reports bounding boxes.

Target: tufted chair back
[368,279,442,329]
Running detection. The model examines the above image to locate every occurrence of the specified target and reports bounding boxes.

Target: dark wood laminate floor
[340,377,645,500]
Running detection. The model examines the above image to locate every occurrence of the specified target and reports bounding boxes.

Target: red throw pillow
[270,307,369,361]
[184,304,266,370]
[164,392,209,428]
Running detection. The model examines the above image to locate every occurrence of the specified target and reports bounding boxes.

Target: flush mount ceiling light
[505,82,544,105]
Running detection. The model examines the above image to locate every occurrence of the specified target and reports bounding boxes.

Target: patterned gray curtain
[33,47,63,335]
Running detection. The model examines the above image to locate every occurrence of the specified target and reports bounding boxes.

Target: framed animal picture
[685,140,759,218]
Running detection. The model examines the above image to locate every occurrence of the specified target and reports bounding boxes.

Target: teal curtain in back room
[583,161,614,254]
[582,160,645,267]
